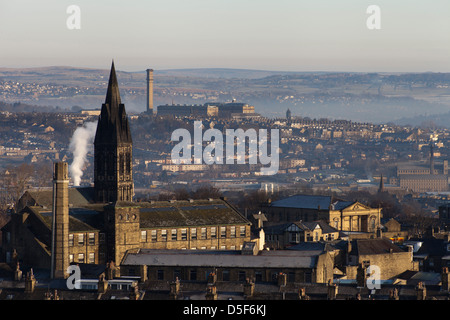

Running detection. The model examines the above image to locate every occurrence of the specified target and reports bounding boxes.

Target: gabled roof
[264,220,339,235]
[20,187,94,210]
[30,207,100,232]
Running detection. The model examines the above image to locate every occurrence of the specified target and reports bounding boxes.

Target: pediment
[342,202,371,212]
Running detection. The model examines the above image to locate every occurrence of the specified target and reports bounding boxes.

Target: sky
[0,0,449,72]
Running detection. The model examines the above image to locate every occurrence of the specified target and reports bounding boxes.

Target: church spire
[94,61,134,203]
[94,61,132,146]
[105,60,121,108]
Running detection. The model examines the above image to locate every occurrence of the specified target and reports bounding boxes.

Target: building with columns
[262,195,382,237]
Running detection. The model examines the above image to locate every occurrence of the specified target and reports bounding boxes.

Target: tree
[191,185,222,199]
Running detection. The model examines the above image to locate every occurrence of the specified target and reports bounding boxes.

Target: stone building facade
[263,195,382,235]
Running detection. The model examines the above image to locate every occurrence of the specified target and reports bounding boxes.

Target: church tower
[94,61,134,203]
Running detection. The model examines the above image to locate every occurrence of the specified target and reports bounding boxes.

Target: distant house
[120,247,335,285]
[414,237,450,273]
[345,238,418,281]
[381,218,409,244]
[264,220,340,249]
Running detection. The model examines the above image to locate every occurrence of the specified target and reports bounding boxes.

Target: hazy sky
[1,0,449,72]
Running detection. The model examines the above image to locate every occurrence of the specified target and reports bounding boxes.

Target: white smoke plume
[69,121,97,186]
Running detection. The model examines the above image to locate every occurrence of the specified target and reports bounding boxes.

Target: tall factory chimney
[146,69,154,114]
[51,161,70,279]
[430,141,435,175]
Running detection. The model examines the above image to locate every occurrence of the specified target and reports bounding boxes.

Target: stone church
[0,62,252,279]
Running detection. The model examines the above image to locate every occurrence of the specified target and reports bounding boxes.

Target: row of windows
[68,233,102,246]
[140,226,247,242]
[69,252,101,264]
[154,269,312,283]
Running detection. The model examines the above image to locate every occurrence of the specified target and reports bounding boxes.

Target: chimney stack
[430,141,435,174]
[51,162,70,279]
[146,69,154,114]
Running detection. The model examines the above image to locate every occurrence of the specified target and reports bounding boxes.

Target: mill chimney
[51,161,70,279]
[146,69,154,114]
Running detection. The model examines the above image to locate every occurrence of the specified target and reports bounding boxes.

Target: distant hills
[1,66,450,125]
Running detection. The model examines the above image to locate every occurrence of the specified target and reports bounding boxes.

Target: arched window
[370,217,376,230]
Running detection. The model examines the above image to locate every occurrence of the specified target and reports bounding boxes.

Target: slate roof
[416,238,449,256]
[269,194,358,211]
[121,249,319,269]
[30,207,99,232]
[138,200,250,229]
[270,195,332,209]
[350,238,405,256]
[23,187,94,210]
[288,240,347,253]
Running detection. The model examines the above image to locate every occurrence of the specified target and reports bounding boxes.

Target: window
[333,218,339,229]
[88,233,95,246]
[69,254,74,263]
[288,272,295,282]
[238,271,246,282]
[289,232,299,243]
[99,233,105,243]
[126,153,131,175]
[151,230,157,241]
[78,234,84,246]
[240,226,246,237]
[88,253,95,264]
[220,245,226,250]
[201,228,207,240]
[304,272,312,283]
[191,228,197,240]
[161,230,167,241]
[181,229,187,241]
[222,270,230,281]
[190,269,197,281]
[141,231,147,242]
[69,234,74,247]
[210,227,216,239]
[220,226,226,238]
[230,226,236,238]
[157,270,164,280]
[78,253,84,263]
[171,229,177,241]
